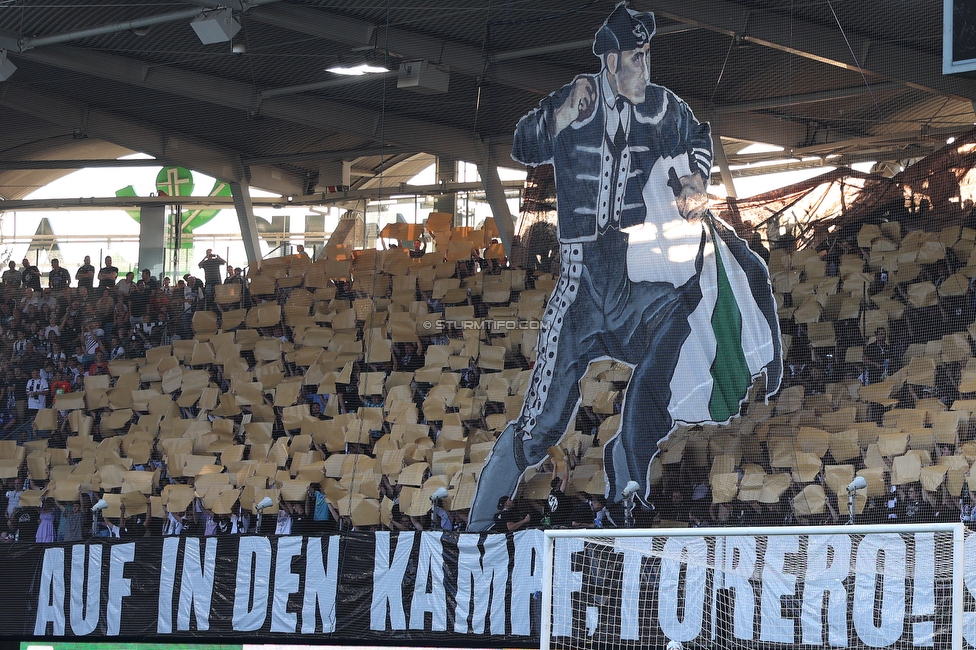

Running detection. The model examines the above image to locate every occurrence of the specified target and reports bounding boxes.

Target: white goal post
[541,523,965,650]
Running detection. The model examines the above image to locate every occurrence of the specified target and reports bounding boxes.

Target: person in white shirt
[37,288,57,311]
[230,504,250,534]
[26,368,48,412]
[109,337,126,360]
[47,342,66,364]
[116,272,135,297]
[11,331,27,358]
[18,288,39,310]
[99,513,122,538]
[43,316,61,340]
[164,509,185,536]
[5,477,23,518]
[275,504,293,535]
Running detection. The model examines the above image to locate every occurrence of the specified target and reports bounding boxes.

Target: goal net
[541,524,965,650]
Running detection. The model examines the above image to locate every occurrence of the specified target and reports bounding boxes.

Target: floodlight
[91,499,108,512]
[846,476,867,492]
[327,62,388,76]
[327,54,389,76]
[255,496,274,511]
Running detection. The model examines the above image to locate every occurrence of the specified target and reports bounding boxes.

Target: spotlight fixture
[327,62,388,76]
[91,499,109,512]
[397,59,450,94]
[327,53,389,76]
[191,7,241,45]
[0,50,16,82]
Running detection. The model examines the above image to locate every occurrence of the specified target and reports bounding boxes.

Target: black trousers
[516,229,703,499]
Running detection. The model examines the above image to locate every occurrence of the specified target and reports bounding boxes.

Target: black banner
[4,530,544,646]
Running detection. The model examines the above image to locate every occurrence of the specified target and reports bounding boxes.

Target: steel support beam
[230,181,263,266]
[0,158,163,170]
[248,4,569,96]
[259,72,394,103]
[477,161,516,259]
[17,44,488,162]
[491,23,697,62]
[138,204,167,278]
[434,156,458,222]
[243,146,408,166]
[0,180,525,212]
[13,40,825,166]
[0,81,307,196]
[714,83,902,114]
[0,148,411,170]
[651,0,976,102]
[6,0,281,52]
[713,139,739,199]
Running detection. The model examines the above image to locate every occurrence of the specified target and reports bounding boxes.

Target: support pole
[230,181,262,267]
[476,160,516,259]
[434,155,458,222]
[137,203,166,278]
[712,134,738,199]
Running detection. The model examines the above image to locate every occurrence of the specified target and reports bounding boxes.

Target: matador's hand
[676,173,708,222]
[553,77,597,135]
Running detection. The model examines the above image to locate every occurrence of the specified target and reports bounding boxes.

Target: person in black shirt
[76,256,95,289]
[10,367,27,424]
[289,500,314,536]
[48,259,71,291]
[97,256,119,292]
[493,496,531,532]
[20,259,41,291]
[140,269,159,292]
[10,505,38,542]
[409,238,427,258]
[225,267,244,285]
[900,484,929,523]
[198,249,226,299]
[21,345,44,374]
[543,463,571,527]
[863,327,890,384]
[119,504,149,539]
[128,281,150,325]
[393,342,424,373]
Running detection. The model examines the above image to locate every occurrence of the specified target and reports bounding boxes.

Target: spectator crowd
[5,204,976,543]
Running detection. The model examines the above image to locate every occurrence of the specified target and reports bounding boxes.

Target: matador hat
[593,2,656,56]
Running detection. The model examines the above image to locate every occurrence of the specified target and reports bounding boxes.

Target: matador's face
[610,42,650,104]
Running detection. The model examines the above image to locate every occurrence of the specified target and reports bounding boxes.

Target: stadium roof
[1,0,975,201]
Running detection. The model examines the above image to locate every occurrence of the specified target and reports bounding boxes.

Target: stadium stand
[6,137,976,542]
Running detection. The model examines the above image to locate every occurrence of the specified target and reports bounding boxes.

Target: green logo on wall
[116,166,232,248]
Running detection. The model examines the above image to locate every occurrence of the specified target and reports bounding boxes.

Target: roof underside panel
[0,0,972,197]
